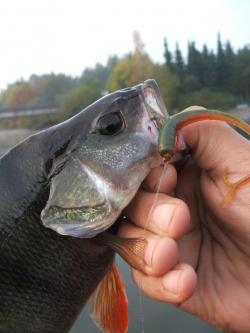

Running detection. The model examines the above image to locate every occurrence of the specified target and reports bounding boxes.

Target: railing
[0,106,59,119]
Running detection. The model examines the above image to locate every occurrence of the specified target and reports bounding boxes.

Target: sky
[0,0,249,90]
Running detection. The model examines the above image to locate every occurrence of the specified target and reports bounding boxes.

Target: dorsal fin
[90,263,128,333]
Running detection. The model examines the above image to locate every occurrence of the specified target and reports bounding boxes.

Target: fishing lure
[158,107,250,206]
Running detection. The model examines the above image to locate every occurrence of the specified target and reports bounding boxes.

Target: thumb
[182,121,250,229]
[182,121,250,177]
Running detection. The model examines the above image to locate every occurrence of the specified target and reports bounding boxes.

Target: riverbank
[0,128,35,156]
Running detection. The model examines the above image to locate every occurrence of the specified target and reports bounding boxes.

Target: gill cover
[41,157,121,238]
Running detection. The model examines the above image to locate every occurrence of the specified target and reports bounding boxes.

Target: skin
[119,121,250,333]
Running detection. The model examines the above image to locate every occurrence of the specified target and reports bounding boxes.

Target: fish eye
[96,111,125,135]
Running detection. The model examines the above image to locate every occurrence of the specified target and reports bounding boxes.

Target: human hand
[119,122,250,333]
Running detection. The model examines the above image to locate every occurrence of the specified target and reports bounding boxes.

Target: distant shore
[0,128,35,157]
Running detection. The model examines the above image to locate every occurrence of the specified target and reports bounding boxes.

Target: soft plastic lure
[158,107,250,206]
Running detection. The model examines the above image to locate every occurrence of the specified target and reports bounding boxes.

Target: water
[0,129,220,333]
[71,257,219,333]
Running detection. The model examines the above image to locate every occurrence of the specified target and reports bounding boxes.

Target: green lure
[158,107,250,160]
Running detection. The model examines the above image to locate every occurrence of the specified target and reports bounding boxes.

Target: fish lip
[141,80,168,130]
[117,79,168,129]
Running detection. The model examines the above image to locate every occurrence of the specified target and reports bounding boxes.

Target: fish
[0,79,168,333]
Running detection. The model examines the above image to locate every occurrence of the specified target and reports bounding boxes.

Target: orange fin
[99,233,147,271]
[221,167,250,207]
[90,263,128,333]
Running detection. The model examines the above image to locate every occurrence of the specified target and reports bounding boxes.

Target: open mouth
[141,80,168,130]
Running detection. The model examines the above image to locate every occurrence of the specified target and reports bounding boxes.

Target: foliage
[152,64,179,110]
[163,35,250,108]
[81,56,118,90]
[106,33,155,91]
[0,74,77,109]
[1,32,250,130]
[29,73,77,107]
[1,81,34,108]
[59,79,102,120]
[106,53,155,91]
[178,88,237,109]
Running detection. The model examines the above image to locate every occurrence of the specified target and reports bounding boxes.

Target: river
[0,129,219,333]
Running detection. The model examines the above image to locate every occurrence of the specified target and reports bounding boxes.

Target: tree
[29,73,76,106]
[174,43,185,85]
[187,41,202,89]
[200,45,216,87]
[216,33,227,89]
[106,32,154,91]
[163,38,173,71]
[152,64,179,110]
[1,81,34,108]
[81,56,118,90]
[234,46,250,101]
[223,40,235,92]
[59,79,102,119]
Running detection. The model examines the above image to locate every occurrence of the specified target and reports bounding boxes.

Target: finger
[124,191,190,239]
[118,222,178,277]
[143,164,177,193]
[132,263,197,304]
[183,122,250,231]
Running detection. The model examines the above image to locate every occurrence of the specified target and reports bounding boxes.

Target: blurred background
[0,0,249,332]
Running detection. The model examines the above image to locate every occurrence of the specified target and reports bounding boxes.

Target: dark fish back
[0,139,113,333]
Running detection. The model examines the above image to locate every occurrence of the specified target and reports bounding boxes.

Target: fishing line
[138,285,145,333]
[142,162,169,234]
[137,162,169,333]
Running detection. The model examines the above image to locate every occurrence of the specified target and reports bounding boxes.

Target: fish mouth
[140,79,168,130]
[118,79,168,129]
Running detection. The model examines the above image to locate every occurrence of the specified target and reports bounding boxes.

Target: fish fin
[221,167,250,207]
[90,263,128,333]
[99,233,147,271]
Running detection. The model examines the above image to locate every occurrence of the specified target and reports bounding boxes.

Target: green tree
[224,40,235,92]
[200,45,216,87]
[81,56,118,90]
[187,41,202,89]
[29,73,76,106]
[174,43,185,86]
[216,33,227,89]
[234,46,250,101]
[178,88,237,109]
[1,81,34,108]
[106,32,154,91]
[163,38,174,71]
[59,79,102,119]
[152,64,179,110]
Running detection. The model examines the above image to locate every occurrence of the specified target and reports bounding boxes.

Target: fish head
[41,79,168,237]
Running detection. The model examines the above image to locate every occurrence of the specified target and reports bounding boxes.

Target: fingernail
[153,204,175,233]
[162,270,181,295]
[144,237,160,267]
